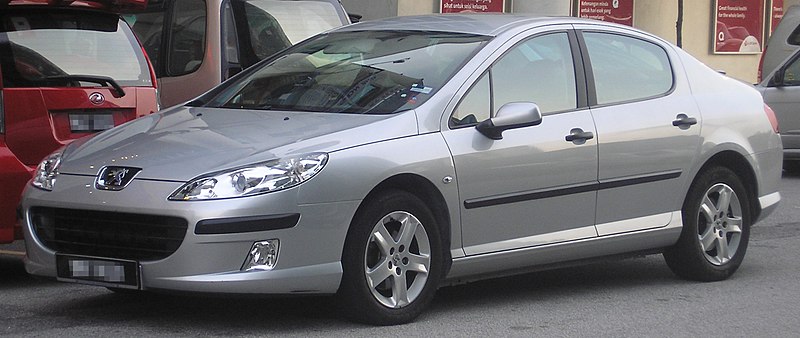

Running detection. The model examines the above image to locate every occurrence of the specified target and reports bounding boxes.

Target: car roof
[335,14,603,36]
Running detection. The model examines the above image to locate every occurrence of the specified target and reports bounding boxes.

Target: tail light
[0,91,4,134]
[764,103,779,134]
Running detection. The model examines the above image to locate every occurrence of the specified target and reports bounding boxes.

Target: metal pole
[676,0,684,47]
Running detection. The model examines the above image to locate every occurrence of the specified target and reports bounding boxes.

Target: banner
[769,0,784,34]
[713,0,765,53]
[441,0,505,13]
[575,0,634,26]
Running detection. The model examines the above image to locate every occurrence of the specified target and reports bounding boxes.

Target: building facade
[340,0,800,83]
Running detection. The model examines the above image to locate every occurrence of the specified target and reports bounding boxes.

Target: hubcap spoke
[406,253,430,274]
[700,196,718,224]
[372,222,395,256]
[725,216,743,234]
[699,225,717,251]
[392,274,410,307]
[716,236,731,263]
[397,215,419,247]
[366,258,393,289]
[716,187,733,214]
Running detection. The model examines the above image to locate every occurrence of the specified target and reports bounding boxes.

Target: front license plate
[56,254,140,289]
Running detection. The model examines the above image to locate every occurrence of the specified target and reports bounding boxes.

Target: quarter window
[451,32,577,127]
[583,32,673,105]
[167,0,207,76]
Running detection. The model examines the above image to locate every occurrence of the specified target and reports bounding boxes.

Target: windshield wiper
[44,75,126,98]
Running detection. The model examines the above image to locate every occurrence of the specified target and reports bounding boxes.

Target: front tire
[664,166,751,281]
[337,190,443,325]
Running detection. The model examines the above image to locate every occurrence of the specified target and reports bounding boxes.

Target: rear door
[577,27,702,235]
[0,9,156,165]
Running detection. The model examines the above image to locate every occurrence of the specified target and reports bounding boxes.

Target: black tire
[337,190,444,325]
[664,166,751,281]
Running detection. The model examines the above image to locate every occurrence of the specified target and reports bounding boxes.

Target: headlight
[32,151,63,191]
[169,153,328,201]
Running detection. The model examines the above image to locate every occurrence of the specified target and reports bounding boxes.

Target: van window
[0,11,152,88]
[167,0,207,76]
[233,0,345,68]
[123,0,207,77]
[789,25,800,46]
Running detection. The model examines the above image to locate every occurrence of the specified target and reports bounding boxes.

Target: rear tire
[664,166,751,281]
[337,190,443,325]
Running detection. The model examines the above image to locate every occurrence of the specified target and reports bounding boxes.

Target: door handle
[565,128,594,142]
[672,114,697,128]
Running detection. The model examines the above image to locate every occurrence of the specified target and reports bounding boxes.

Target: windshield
[205,30,489,114]
[0,10,152,88]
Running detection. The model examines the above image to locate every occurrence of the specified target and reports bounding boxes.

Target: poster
[441,0,505,13]
[575,0,634,26]
[713,0,765,54]
[769,0,784,34]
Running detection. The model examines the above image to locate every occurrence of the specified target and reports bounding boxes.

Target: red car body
[0,0,158,243]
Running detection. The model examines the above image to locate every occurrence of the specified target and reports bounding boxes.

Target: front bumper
[21,174,360,294]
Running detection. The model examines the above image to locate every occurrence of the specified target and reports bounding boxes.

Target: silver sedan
[21,14,782,325]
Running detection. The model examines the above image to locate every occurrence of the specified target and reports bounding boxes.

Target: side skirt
[443,211,683,285]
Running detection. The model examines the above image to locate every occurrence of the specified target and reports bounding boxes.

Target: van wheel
[664,167,751,281]
[337,190,443,325]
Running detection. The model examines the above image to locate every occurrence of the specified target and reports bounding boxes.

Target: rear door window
[582,32,673,105]
[0,10,152,88]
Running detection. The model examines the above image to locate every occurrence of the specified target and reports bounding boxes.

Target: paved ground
[2,173,799,337]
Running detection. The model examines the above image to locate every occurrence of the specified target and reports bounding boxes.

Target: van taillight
[0,91,4,134]
[764,104,779,134]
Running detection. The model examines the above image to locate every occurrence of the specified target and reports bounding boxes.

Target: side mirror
[476,102,543,140]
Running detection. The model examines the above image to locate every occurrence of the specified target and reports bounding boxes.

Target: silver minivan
[758,48,800,171]
[760,5,800,81]
[122,0,350,108]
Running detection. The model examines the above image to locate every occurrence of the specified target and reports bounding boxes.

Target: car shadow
[26,255,681,331]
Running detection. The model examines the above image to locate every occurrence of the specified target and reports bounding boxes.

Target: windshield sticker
[410,84,433,94]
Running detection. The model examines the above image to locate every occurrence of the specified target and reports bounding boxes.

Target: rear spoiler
[0,0,147,12]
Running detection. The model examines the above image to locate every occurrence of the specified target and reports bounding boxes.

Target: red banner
[714,0,765,53]
[440,0,504,13]
[770,0,784,34]
[576,0,634,26]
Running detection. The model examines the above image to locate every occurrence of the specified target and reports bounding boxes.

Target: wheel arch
[691,150,760,221]
[350,173,453,277]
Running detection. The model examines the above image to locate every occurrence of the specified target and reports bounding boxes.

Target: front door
[442,31,599,255]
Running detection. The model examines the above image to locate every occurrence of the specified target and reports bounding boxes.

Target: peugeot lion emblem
[95,166,142,191]
[88,92,105,105]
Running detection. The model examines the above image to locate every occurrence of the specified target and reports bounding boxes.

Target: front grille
[30,207,188,261]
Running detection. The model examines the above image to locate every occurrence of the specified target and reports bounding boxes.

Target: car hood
[59,106,419,181]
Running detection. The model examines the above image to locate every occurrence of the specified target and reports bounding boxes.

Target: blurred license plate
[56,254,139,289]
[69,113,114,132]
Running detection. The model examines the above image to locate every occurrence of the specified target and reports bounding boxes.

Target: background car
[21,15,782,325]
[757,48,800,172]
[120,0,350,108]
[760,5,800,82]
[0,0,158,244]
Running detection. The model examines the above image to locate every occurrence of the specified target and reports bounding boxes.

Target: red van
[0,0,158,243]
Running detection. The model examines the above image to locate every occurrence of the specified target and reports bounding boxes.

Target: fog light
[243,239,279,271]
